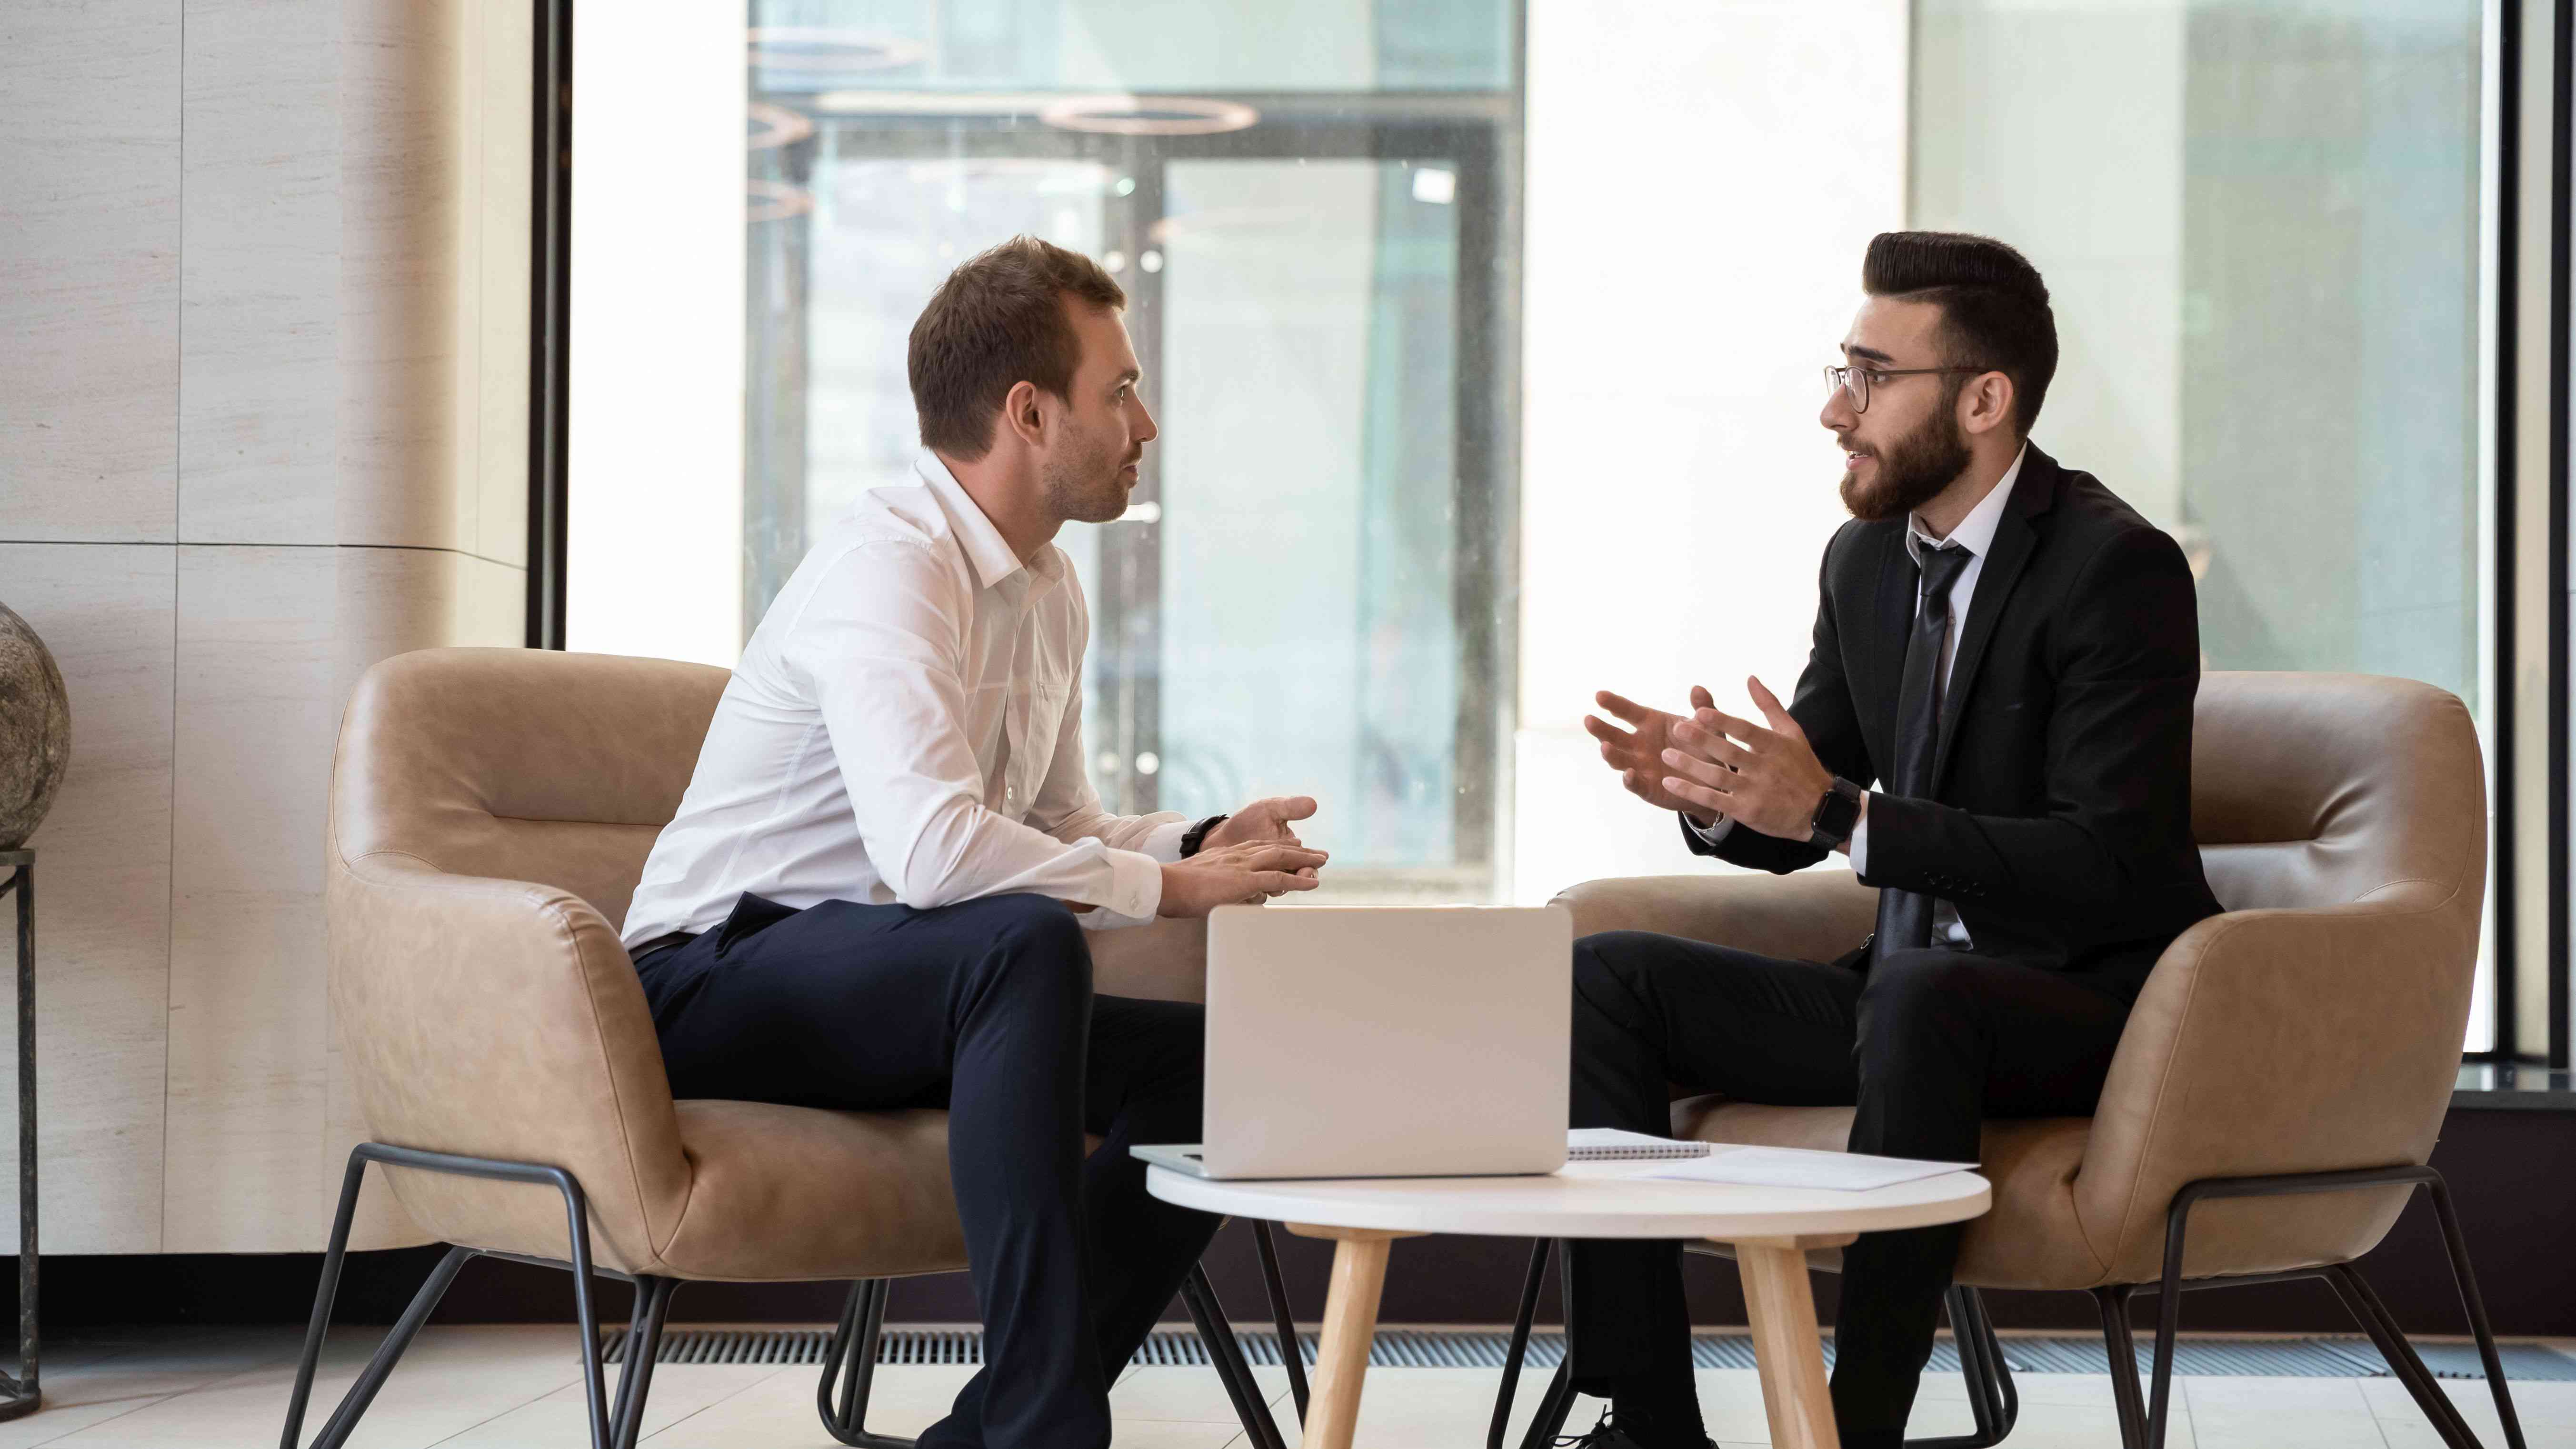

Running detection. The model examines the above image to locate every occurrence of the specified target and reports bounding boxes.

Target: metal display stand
[0,849,36,1421]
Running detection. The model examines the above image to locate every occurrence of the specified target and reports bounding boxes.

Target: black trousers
[634,891,1218,1449]
[1566,930,2147,1449]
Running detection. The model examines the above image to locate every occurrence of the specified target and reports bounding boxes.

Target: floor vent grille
[600,1327,2576,1381]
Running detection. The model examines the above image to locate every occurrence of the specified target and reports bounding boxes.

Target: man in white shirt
[620,237,1329,1449]
[1565,233,2218,1449]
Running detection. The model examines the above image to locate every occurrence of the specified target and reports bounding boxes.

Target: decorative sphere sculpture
[0,604,70,851]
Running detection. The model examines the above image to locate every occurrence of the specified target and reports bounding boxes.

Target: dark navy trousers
[634,890,1215,1449]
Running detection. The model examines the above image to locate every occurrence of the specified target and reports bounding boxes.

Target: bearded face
[1837,377,1972,523]
[1039,404,1137,526]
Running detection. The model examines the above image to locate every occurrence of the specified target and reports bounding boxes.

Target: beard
[1838,395,1972,523]
[1040,423,1134,525]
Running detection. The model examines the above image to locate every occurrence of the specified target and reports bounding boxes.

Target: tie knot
[1920,542,1973,598]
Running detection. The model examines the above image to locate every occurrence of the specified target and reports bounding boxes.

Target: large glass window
[566,3,2516,1041]
[1911,0,2494,1044]
[736,2,1518,898]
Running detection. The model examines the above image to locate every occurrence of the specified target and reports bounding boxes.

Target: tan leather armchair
[279,648,1291,1449]
[1508,673,2525,1449]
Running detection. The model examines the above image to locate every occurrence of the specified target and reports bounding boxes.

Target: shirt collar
[1906,443,2027,567]
[913,449,1040,595]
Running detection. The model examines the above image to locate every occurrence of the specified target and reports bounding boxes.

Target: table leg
[1284,1224,1418,1449]
[1726,1234,1853,1449]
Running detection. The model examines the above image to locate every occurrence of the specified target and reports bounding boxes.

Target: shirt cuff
[1138,817,1192,864]
[1685,812,1734,847]
[1848,806,1869,875]
[1078,846,1165,931]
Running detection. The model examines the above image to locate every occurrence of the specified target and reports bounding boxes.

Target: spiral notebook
[1566,1128,1713,1162]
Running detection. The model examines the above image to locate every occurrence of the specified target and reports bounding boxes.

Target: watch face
[1815,783,1861,841]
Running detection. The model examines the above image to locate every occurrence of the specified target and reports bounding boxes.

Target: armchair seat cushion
[652,1101,970,1282]
[1672,1098,2099,1289]
[1672,1097,2403,1289]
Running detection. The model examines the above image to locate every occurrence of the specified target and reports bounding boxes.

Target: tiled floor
[10,1325,2576,1447]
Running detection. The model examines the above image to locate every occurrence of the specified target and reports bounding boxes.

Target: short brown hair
[1862,231,2057,435]
[908,236,1128,460]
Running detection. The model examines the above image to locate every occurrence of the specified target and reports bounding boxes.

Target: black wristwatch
[1807,777,1865,851]
[1179,814,1229,858]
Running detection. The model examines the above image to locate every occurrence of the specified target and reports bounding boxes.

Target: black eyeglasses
[1823,364,1993,414]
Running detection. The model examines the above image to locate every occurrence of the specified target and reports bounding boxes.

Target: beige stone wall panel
[179,0,344,546]
[0,4,184,543]
[0,544,178,1252]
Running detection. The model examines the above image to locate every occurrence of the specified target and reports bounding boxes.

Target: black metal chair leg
[1517,1360,1580,1449]
[2140,1193,2197,1449]
[1488,1239,1552,1449]
[1179,1265,1289,1449]
[608,1277,679,1449]
[553,1161,618,1449]
[2323,1265,2480,1449]
[606,1279,652,1436]
[1252,1221,1310,1424]
[816,1279,909,1448]
[2093,1285,2147,1449]
[1974,1285,2018,1432]
[1952,1286,1999,1438]
[1517,1240,1581,1449]
[1906,1284,2014,1449]
[2427,1173,2531,1449]
[281,1152,375,1449]
[293,1241,475,1449]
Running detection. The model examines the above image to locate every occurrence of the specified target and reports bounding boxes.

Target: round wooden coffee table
[1146,1160,1990,1449]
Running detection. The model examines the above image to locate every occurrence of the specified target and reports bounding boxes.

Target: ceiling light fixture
[746,102,815,152]
[747,28,928,78]
[1039,94,1258,137]
[746,179,813,224]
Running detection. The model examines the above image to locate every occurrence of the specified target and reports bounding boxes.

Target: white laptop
[1132,904,1573,1180]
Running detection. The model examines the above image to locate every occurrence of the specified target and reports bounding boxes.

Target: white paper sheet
[1640,1145,1977,1191]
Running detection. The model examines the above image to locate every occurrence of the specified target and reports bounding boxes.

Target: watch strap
[1180,814,1229,858]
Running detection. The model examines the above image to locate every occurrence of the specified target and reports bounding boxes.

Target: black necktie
[1873,542,1975,960]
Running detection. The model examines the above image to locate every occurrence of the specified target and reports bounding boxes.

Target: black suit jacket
[1686,444,2223,974]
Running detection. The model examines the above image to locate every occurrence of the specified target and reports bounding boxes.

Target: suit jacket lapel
[1930,449,2059,788]
[1868,525,1915,776]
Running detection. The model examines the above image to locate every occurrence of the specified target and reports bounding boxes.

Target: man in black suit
[1563,232,2223,1449]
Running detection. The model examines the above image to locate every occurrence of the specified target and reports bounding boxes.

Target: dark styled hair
[1861,231,2057,436]
[908,235,1128,460]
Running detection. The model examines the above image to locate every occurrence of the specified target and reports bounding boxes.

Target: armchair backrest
[2190,671,2486,917]
[2075,670,2486,1281]
[332,647,728,928]
[326,648,728,1269]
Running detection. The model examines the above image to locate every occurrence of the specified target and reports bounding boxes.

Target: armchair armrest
[326,846,690,1272]
[1085,915,1209,1003]
[1551,869,1877,963]
[2072,890,2480,1283]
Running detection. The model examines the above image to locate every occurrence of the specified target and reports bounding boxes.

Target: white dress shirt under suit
[621,450,1186,953]
[1687,445,2028,949]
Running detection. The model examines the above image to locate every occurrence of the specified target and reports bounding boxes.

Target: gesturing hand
[1203,796,1318,852]
[1585,686,1726,823]
[1157,841,1330,919]
[1660,677,1834,841]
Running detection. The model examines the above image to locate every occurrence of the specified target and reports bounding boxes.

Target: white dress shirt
[620,450,1187,951]
[1691,446,2027,949]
